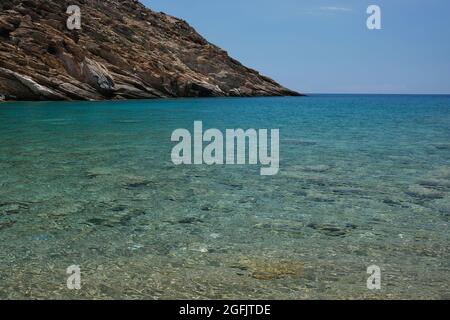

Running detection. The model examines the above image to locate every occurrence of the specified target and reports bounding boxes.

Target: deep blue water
[0,95,449,299]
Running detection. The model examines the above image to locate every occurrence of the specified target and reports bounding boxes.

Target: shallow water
[0,95,449,299]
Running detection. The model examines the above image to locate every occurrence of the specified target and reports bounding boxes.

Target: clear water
[0,95,449,299]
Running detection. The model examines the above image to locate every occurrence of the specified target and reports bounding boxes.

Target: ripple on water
[1,96,450,299]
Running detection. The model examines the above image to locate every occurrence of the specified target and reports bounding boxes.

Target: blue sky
[142,0,450,94]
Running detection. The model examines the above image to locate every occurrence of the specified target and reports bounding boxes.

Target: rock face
[0,0,301,101]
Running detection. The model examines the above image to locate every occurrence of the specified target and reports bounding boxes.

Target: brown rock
[0,0,302,101]
[236,258,304,280]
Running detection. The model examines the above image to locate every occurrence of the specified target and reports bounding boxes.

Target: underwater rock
[309,197,335,203]
[302,165,332,173]
[220,182,244,190]
[332,188,366,196]
[87,208,147,227]
[305,176,331,187]
[119,209,148,225]
[111,205,127,212]
[87,218,110,227]
[30,234,51,241]
[0,201,29,215]
[86,167,113,179]
[234,258,304,280]
[432,143,450,150]
[238,196,258,204]
[113,120,143,124]
[200,204,213,211]
[382,198,403,206]
[406,186,444,200]
[307,223,357,237]
[0,220,16,230]
[382,198,396,205]
[281,171,305,180]
[293,190,308,197]
[283,165,331,180]
[121,175,153,190]
[47,203,83,219]
[418,179,450,189]
[253,221,304,235]
[177,217,204,224]
[125,181,152,190]
[306,191,335,203]
[188,243,209,253]
[128,244,144,251]
[282,139,317,146]
[428,198,450,216]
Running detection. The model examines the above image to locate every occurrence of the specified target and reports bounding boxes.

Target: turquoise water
[0,95,449,299]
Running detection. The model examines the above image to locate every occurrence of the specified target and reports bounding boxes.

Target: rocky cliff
[0,0,301,101]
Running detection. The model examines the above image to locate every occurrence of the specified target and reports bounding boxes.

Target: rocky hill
[0,0,301,101]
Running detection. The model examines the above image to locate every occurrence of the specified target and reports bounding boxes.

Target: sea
[0,95,449,299]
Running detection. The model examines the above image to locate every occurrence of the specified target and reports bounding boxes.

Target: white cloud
[319,6,352,12]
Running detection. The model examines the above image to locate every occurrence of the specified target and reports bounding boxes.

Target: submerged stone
[383,198,402,206]
[235,258,304,280]
[406,186,444,200]
[238,196,258,204]
[189,243,209,253]
[282,139,317,146]
[307,222,357,237]
[30,234,51,241]
[87,218,109,226]
[0,201,28,215]
[307,191,335,203]
[200,204,212,211]
[86,209,147,227]
[302,165,332,173]
[178,217,204,224]
[86,167,113,179]
[293,190,308,197]
[0,220,16,230]
[253,221,304,235]
[121,175,154,190]
[418,179,450,189]
[433,143,450,150]
[125,181,152,190]
[332,188,366,196]
[428,198,450,216]
[220,182,244,190]
[111,205,127,212]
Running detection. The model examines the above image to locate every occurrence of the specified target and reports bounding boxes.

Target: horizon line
[305,92,450,96]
